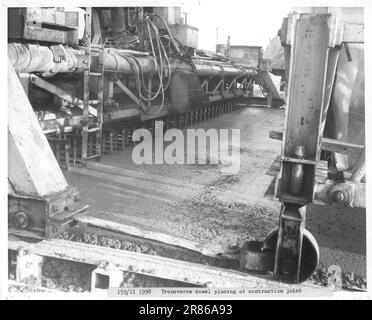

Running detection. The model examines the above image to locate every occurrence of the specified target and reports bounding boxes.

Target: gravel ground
[310,263,367,291]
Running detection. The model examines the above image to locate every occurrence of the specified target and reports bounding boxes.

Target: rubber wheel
[263,228,319,283]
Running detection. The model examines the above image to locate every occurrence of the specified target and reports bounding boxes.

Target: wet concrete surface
[64,106,366,278]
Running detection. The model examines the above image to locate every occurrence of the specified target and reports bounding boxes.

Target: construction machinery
[263,7,365,283]
[8,7,282,167]
[8,6,282,235]
[7,6,365,289]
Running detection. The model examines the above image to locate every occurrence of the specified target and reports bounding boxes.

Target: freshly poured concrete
[64,107,366,278]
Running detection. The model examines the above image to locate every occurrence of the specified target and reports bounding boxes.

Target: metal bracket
[8,187,89,239]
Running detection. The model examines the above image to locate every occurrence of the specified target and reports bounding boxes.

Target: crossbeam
[29,74,97,117]
[8,235,321,289]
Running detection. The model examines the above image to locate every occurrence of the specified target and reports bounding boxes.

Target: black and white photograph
[1,0,370,302]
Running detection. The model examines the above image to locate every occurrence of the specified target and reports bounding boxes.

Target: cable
[145,18,172,92]
[133,17,166,115]
[114,14,176,116]
[148,13,181,55]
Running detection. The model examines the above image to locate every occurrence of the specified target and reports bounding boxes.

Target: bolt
[333,190,345,203]
[14,211,29,229]
[53,205,59,213]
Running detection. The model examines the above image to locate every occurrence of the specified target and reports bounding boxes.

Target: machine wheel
[263,228,319,283]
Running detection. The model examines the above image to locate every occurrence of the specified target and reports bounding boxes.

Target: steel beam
[8,62,68,197]
[274,12,344,283]
[8,235,322,289]
[29,74,97,117]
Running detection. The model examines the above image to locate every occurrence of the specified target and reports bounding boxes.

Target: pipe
[8,43,158,75]
[8,43,87,74]
[194,64,256,78]
[111,8,127,36]
[8,43,257,78]
[103,49,157,74]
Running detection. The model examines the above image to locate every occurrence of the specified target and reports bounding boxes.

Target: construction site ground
[64,106,366,288]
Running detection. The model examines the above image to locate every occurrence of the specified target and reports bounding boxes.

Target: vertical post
[82,7,92,165]
[274,12,342,283]
[216,27,218,50]
[96,43,105,161]
[226,36,231,58]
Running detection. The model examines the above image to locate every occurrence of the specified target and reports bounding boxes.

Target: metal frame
[273,11,365,283]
